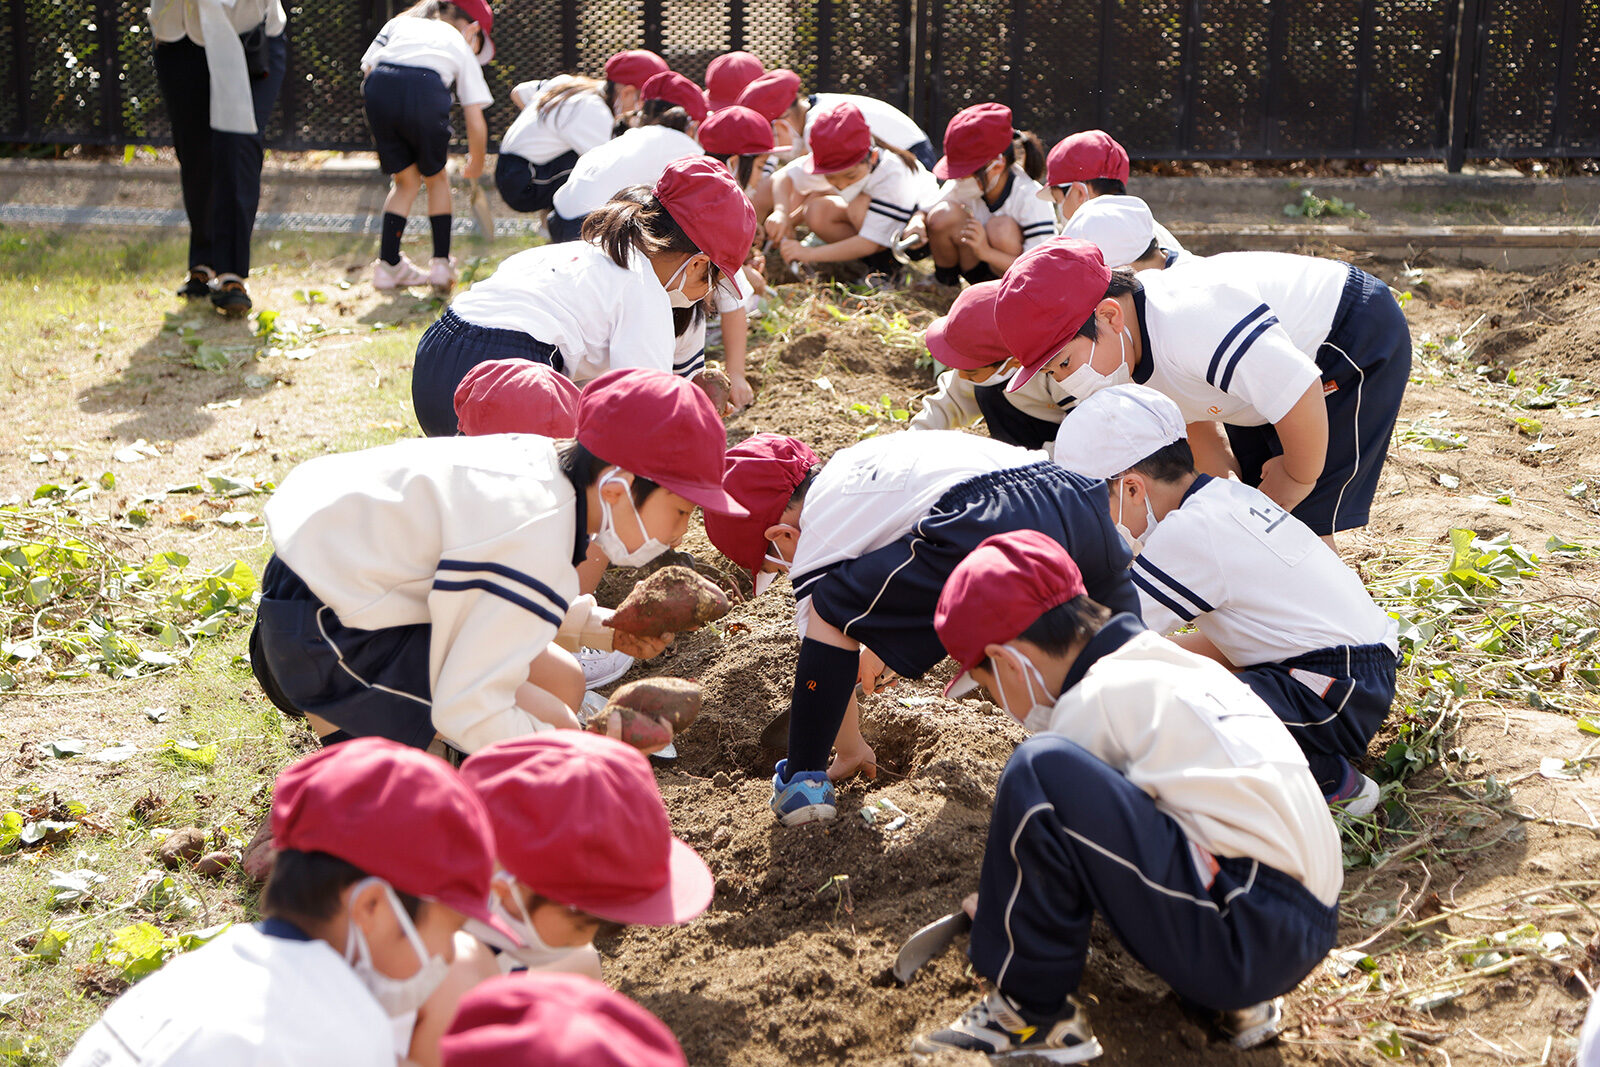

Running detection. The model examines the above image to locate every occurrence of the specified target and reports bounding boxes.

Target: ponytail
[637,98,692,133]
[872,135,920,174]
[1010,129,1047,182]
[533,76,608,124]
[580,186,724,328]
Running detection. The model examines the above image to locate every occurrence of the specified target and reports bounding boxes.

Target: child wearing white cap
[1061,194,1192,271]
[1053,383,1397,815]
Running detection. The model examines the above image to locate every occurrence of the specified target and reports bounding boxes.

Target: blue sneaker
[770,759,836,826]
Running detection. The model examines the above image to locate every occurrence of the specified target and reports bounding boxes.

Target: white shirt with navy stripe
[1133,259,1323,426]
[448,241,680,383]
[934,166,1056,250]
[789,431,1042,638]
[553,125,701,219]
[1133,475,1398,666]
[1176,250,1351,355]
[777,150,941,248]
[264,435,581,752]
[1041,630,1342,905]
[501,76,614,164]
[62,923,394,1067]
[360,17,492,108]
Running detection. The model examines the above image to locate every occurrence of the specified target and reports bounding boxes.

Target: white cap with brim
[1060,195,1157,268]
[1052,384,1187,480]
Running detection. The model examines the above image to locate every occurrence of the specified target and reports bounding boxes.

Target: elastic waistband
[374,62,445,82]
[1328,264,1383,336]
[430,309,557,356]
[1276,641,1399,674]
[935,461,1062,509]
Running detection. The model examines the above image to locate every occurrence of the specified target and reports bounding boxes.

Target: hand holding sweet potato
[583,678,703,755]
[605,566,730,639]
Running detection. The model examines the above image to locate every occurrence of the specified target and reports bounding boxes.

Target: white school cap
[1060,195,1157,268]
[1053,384,1186,480]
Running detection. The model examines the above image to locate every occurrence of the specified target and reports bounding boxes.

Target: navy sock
[933,264,961,286]
[783,639,861,774]
[380,212,406,266]
[430,214,451,260]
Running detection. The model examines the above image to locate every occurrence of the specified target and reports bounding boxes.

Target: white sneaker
[373,255,429,290]
[427,256,458,292]
[1216,997,1283,1049]
[1330,768,1382,818]
[577,647,633,688]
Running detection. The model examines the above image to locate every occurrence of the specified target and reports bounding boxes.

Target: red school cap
[934,103,1014,180]
[576,368,747,516]
[453,0,495,65]
[460,733,713,926]
[271,737,515,941]
[924,280,1011,370]
[454,359,581,438]
[705,51,765,111]
[641,70,709,122]
[440,973,687,1067]
[1042,129,1131,188]
[697,105,775,157]
[804,100,872,175]
[701,433,819,575]
[996,237,1112,392]
[604,49,670,89]
[654,156,758,294]
[736,68,801,122]
[935,530,1086,697]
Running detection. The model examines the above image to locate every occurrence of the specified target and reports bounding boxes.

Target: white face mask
[1113,478,1158,557]
[594,471,670,568]
[832,173,869,203]
[992,645,1055,732]
[344,878,451,1018]
[662,256,702,310]
[1057,326,1133,401]
[949,176,984,204]
[753,551,790,596]
[486,875,575,970]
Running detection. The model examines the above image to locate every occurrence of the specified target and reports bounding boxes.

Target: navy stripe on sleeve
[432,579,565,629]
[437,559,568,616]
[1205,304,1271,387]
[674,347,707,372]
[867,200,915,223]
[1131,555,1215,616]
[1021,221,1056,236]
[1216,315,1280,393]
[791,559,846,601]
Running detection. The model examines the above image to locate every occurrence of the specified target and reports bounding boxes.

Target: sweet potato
[695,367,733,416]
[606,566,730,637]
[195,851,235,878]
[157,826,207,869]
[585,707,674,754]
[608,677,702,731]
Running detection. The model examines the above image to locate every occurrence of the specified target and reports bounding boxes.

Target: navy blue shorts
[798,462,1139,680]
[363,63,453,177]
[974,381,1062,450]
[250,556,438,750]
[412,309,564,436]
[547,211,587,243]
[495,150,579,214]
[1226,266,1411,534]
[1238,641,1398,795]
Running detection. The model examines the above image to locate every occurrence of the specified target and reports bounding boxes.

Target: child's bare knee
[986,216,1023,253]
[926,201,963,238]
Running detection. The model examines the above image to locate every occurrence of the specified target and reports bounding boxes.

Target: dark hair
[1125,439,1196,483]
[261,850,422,923]
[979,595,1110,674]
[581,186,723,322]
[872,136,920,174]
[534,76,615,123]
[1076,268,1139,341]
[637,98,693,133]
[787,465,820,512]
[1008,130,1047,182]
[1087,178,1126,197]
[521,891,625,938]
[556,440,662,507]
[401,0,480,51]
[722,153,761,190]
[1137,237,1163,263]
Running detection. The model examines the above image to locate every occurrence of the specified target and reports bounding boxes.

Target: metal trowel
[892,911,972,984]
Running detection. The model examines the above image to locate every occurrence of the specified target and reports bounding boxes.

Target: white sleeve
[454,48,493,108]
[605,284,676,374]
[909,370,982,432]
[1015,189,1059,250]
[360,20,394,71]
[511,79,543,107]
[1129,513,1226,636]
[1198,284,1322,424]
[566,96,616,155]
[425,521,576,751]
[672,320,707,378]
[858,162,921,247]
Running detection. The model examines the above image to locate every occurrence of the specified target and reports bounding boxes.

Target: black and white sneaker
[1216,997,1283,1050]
[912,988,1102,1063]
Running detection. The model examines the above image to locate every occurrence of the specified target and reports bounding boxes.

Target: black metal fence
[3,0,1596,168]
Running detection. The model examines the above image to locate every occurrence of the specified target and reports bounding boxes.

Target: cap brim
[1035,185,1058,202]
[585,838,714,926]
[944,670,980,698]
[1005,359,1047,393]
[447,898,523,946]
[714,263,755,302]
[477,35,495,66]
[659,478,751,518]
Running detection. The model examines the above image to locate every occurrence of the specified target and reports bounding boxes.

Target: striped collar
[983,170,1015,211]
[1182,473,1213,504]
[257,917,313,942]
[1059,612,1146,695]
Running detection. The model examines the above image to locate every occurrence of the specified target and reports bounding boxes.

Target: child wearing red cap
[704,50,765,112]
[412,156,755,436]
[359,1,494,294]
[703,430,1138,825]
[453,358,582,438]
[250,369,747,757]
[905,103,1055,286]
[64,738,511,1066]
[404,732,713,1065]
[1038,128,1185,253]
[996,237,1411,543]
[1054,384,1396,816]
[548,71,706,241]
[440,973,687,1067]
[767,100,941,278]
[913,531,1341,1061]
[910,280,1075,452]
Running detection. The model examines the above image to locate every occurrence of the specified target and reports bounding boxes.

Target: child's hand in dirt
[827,740,877,783]
[463,156,485,181]
[858,647,896,695]
[611,630,675,660]
[729,374,755,411]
